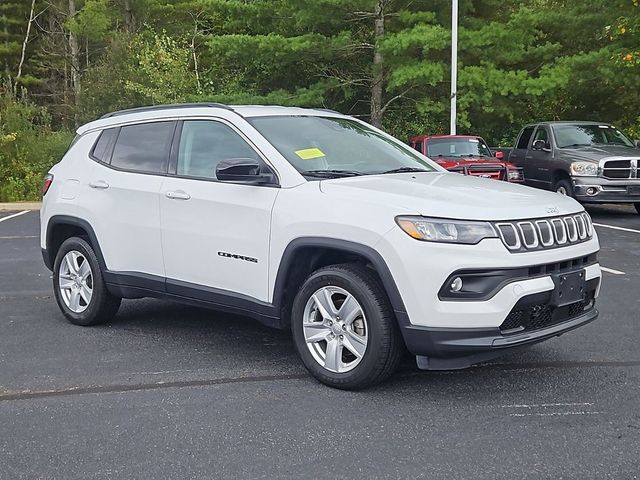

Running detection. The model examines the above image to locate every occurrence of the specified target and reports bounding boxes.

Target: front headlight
[396,216,498,244]
[570,162,598,176]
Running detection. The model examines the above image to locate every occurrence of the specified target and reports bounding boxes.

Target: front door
[159,119,279,302]
[528,126,553,189]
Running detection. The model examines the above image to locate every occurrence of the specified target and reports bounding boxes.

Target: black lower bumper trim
[405,308,598,370]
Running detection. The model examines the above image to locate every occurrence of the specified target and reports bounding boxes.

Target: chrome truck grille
[601,158,639,179]
[449,163,506,181]
[493,212,593,252]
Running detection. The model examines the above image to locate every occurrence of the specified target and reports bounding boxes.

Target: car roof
[77,103,346,135]
[526,121,613,127]
[410,134,483,141]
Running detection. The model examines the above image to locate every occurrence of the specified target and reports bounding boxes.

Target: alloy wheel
[58,250,93,313]
[302,286,368,373]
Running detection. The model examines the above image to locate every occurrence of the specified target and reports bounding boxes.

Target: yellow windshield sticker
[295,148,325,160]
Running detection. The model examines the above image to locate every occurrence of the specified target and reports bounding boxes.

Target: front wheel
[53,237,121,326]
[291,263,402,390]
[635,203,640,215]
[554,178,574,197]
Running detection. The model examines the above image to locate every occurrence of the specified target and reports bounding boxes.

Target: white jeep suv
[40,104,602,389]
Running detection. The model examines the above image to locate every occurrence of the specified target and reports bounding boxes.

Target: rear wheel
[554,178,574,197]
[291,263,402,390]
[53,237,121,326]
[635,203,640,215]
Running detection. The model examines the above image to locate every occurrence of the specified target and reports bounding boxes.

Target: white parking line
[601,266,626,275]
[0,210,30,223]
[509,411,603,417]
[501,402,593,408]
[593,222,640,234]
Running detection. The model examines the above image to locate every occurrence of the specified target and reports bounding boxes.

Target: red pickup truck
[409,135,524,183]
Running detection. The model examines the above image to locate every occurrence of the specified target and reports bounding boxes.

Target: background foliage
[0,0,639,200]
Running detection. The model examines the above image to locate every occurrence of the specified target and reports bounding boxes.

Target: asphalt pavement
[1,206,639,479]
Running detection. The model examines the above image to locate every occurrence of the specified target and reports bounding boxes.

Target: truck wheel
[554,178,574,197]
[53,237,121,326]
[291,263,402,390]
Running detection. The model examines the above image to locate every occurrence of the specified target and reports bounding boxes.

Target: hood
[561,145,640,162]
[319,172,582,221]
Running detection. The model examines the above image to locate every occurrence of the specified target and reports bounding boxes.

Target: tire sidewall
[291,267,392,387]
[53,237,107,326]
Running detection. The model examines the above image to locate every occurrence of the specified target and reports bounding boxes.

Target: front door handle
[165,190,191,200]
[89,180,109,189]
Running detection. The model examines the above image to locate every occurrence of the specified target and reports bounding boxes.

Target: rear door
[84,121,174,278]
[509,125,537,186]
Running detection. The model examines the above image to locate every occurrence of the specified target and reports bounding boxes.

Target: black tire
[635,203,640,215]
[53,237,121,326]
[291,263,403,390]
[553,178,574,198]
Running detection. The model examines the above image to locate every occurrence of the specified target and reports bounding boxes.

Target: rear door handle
[89,180,109,189]
[165,190,191,200]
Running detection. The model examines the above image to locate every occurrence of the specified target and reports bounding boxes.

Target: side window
[110,121,174,174]
[533,126,549,145]
[176,120,260,179]
[516,126,535,149]
[90,128,117,163]
[413,140,423,154]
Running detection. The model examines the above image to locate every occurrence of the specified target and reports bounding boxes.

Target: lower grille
[500,292,595,333]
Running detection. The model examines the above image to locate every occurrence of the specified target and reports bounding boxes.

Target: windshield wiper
[301,169,364,178]
[379,166,430,174]
[561,143,591,148]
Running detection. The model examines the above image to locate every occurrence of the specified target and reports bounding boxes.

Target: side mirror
[532,139,549,151]
[216,158,276,185]
[494,151,504,159]
[634,139,640,148]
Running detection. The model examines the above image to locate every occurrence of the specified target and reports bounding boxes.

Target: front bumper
[409,307,598,370]
[573,176,640,203]
[375,228,601,369]
[402,267,600,369]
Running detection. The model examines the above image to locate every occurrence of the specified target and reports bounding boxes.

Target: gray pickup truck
[509,121,640,214]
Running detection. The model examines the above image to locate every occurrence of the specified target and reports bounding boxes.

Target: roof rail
[316,108,342,114]
[100,103,233,119]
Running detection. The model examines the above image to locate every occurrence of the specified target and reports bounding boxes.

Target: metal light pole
[450,0,458,135]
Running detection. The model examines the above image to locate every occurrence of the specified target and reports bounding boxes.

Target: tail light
[42,173,54,196]
[507,168,524,182]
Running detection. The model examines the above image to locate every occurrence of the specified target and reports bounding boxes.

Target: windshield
[552,124,634,148]
[247,116,437,177]
[426,137,493,158]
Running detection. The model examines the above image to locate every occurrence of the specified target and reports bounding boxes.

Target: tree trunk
[15,0,37,92]
[370,0,385,129]
[68,0,80,126]
[124,0,135,33]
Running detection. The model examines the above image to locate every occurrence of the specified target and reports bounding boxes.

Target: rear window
[90,128,117,163]
[516,126,535,149]
[110,122,174,173]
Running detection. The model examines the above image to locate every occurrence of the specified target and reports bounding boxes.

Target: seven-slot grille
[602,158,638,179]
[494,212,593,252]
